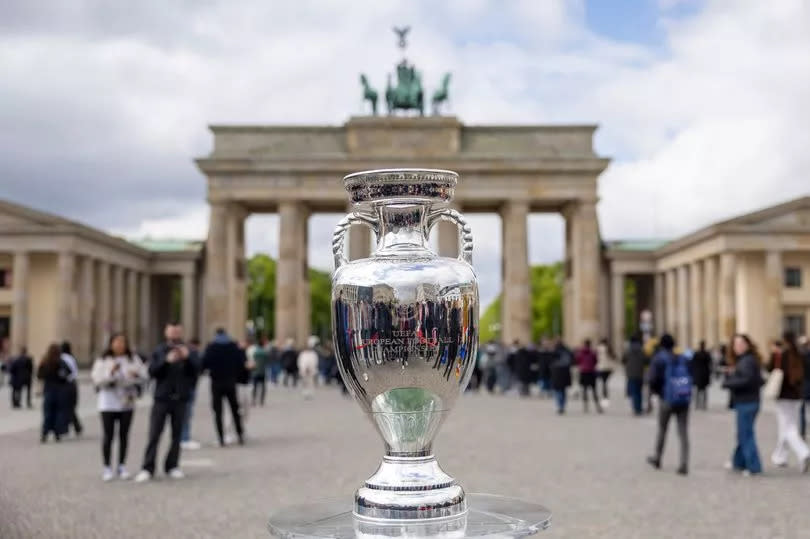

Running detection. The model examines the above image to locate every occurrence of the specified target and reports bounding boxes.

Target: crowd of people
[0,323,341,482]
[3,322,809,482]
[474,330,810,477]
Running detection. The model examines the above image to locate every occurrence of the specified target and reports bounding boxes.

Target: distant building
[606,196,810,351]
[0,199,202,365]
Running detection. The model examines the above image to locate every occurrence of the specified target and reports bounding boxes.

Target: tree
[479,263,564,343]
[246,254,332,341]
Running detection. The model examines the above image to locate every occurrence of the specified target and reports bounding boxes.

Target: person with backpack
[646,333,691,475]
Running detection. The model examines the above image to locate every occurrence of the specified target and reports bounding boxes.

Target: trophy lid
[343,168,457,205]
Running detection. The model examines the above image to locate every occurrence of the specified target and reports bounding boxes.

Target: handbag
[763,353,783,401]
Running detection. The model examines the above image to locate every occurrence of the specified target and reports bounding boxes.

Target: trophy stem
[354,455,467,521]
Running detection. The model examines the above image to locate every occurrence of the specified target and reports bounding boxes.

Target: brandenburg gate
[196,116,610,347]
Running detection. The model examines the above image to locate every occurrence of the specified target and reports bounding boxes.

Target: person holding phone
[134,323,198,483]
[91,333,147,481]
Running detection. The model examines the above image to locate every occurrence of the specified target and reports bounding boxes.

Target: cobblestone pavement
[0,376,808,539]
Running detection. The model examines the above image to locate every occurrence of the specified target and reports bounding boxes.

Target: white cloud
[2,0,809,307]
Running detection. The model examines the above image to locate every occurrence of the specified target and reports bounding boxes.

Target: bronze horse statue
[431,73,451,116]
[360,74,378,116]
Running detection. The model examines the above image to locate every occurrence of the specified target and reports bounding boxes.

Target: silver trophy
[268,168,550,538]
[331,169,477,521]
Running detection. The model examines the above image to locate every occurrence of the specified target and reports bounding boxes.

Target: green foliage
[479,263,564,343]
[247,254,277,337]
[246,254,332,341]
[309,268,333,342]
[624,279,638,338]
[479,296,502,343]
[529,263,564,340]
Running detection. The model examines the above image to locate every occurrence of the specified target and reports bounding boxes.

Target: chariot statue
[357,26,450,118]
[386,59,424,116]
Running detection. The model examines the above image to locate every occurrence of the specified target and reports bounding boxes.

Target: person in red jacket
[575,339,602,414]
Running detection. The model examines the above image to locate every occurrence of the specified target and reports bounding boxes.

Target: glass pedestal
[268,493,551,538]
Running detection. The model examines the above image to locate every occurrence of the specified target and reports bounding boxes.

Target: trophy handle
[427,208,473,265]
[333,211,379,269]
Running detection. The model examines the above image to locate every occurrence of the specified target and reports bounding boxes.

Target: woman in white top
[596,338,618,402]
[298,336,320,399]
[90,333,147,481]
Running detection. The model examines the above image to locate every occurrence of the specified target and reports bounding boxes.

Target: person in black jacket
[723,334,763,476]
[513,343,535,397]
[134,323,198,482]
[9,346,34,409]
[691,341,712,411]
[801,337,810,439]
[537,339,554,399]
[623,333,647,416]
[550,340,572,414]
[37,343,71,443]
[202,328,246,447]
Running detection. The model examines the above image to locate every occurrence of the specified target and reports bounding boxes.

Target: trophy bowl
[331,169,478,521]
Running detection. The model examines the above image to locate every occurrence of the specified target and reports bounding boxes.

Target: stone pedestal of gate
[197,116,609,347]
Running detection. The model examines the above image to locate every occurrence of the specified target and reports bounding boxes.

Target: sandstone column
[126,269,138,345]
[703,256,718,346]
[55,252,76,342]
[139,273,152,352]
[764,250,783,342]
[96,261,111,349]
[347,202,372,261]
[610,271,625,352]
[718,252,737,343]
[654,272,665,335]
[676,265,689,347]
[276,201,310,347]
[77,256,95,363]
[205,202,228,339]
[226,205,248,340]
[566,201,600,345]
[111,265,125,333]
[665,269,677,338]
[10,251,30,354]
[298,208,311,347]
[181,272,196,340]
[563,219,574,345]
[689,261,703,346]
[501,200,530,345]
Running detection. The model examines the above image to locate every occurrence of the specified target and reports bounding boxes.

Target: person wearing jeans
[732,401,762,475]
[623,334,647,416]
[550,342,572,414]
[723,333,764,475]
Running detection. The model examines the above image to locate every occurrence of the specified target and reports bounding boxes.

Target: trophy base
[355,455,465,520]
[268,493,551,538]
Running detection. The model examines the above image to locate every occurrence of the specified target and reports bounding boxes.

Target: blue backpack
[663,355,692,407]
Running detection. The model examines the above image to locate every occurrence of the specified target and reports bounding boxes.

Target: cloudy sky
[2,0,809,305]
